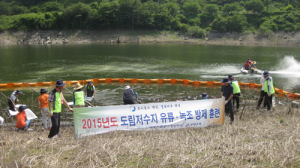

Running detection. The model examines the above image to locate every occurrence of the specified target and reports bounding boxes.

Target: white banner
[73,98,225,138]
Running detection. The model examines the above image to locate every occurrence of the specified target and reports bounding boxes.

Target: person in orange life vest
[16,105,33,131]
[38,88,51,130]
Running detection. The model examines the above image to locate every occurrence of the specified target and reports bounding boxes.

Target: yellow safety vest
[51,92,62,113]
[231,81,241,94]
[74,91,85,106]
[264,78,275,94]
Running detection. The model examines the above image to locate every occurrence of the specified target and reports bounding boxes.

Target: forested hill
[0,0,299,38]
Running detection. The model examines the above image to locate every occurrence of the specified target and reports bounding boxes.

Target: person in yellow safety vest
[228,74,241,111]
[48,79,74,138]
[262,70,275,111]
[73,83,85,108]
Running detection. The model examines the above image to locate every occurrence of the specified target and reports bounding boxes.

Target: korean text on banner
[73,98,225,139]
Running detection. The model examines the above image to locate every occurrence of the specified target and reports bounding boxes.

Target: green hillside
[0,0,299,37]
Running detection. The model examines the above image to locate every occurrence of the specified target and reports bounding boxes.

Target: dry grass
[1,105,300,168]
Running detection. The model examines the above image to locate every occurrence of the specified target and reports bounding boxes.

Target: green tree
[245,0,264,14]
[165,2,180,16]
[41,2,63,12]
[90,2,99,9]
[98,2,120,28]
[211,15,227,32]
[264,0,270,11]
[135,0,159,28]
[227,15,247,32]
[205,4,218,15]
[119,0,141,29]
[222,3,239,14]
[63,2,93,29]
[0,2,11,16]
[183,2,201,17]
[152,5,173,29]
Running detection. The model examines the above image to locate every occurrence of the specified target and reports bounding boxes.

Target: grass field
[1,105,300,167]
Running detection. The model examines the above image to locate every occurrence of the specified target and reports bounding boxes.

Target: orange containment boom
[0,78,298,98]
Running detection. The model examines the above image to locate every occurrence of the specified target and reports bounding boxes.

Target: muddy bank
[1,29,300,46]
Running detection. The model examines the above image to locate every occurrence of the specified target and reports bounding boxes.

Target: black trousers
[225,100,234,122]
[257,90,265,107]
[7,99,15,111]
[124,99,134,105]
[264,93,273,110]
[233,93,240,109]
[48,112,61,138]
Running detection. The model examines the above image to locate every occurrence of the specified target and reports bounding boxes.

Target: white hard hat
[125,85,130,90]
[0,116,4,126]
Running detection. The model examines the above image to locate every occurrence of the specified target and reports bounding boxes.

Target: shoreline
[1,30,300,47]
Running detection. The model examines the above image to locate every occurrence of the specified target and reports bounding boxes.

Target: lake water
[0,43,300,118]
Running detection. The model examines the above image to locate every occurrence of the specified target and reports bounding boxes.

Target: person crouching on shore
[16,105,33,131]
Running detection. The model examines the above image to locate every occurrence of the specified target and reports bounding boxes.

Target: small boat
[240,68,263,74]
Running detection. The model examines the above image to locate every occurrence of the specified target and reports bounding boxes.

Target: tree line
[0,0,299,37]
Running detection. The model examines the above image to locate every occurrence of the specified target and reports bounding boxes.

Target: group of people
[11,80,96,138]
[7,69,275,134]
[11,79,140,137]
[220,69,275,124]
[244,58,256,70]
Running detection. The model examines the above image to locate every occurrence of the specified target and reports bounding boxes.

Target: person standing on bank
[48,79,73,138]
[228,75,241,111]
[73,83,85,108]
[8,90,22,111]
[221,78,234,124]
[38,88,51,130]
[16,105,33,131]
[84,81,95,99]
[262,70,275,111]
[257,75,266,109]
[123,85,138,105]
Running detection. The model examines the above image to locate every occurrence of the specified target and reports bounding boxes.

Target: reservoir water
[0,43,299,117]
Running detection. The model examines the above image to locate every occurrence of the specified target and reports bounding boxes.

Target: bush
[186,26,206,38]
[258,25,271,36]
[284,5,294,12]
[11,5,28,15]
[11,13,47,30]
[29,6,40,13]
[179,23,189,32]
